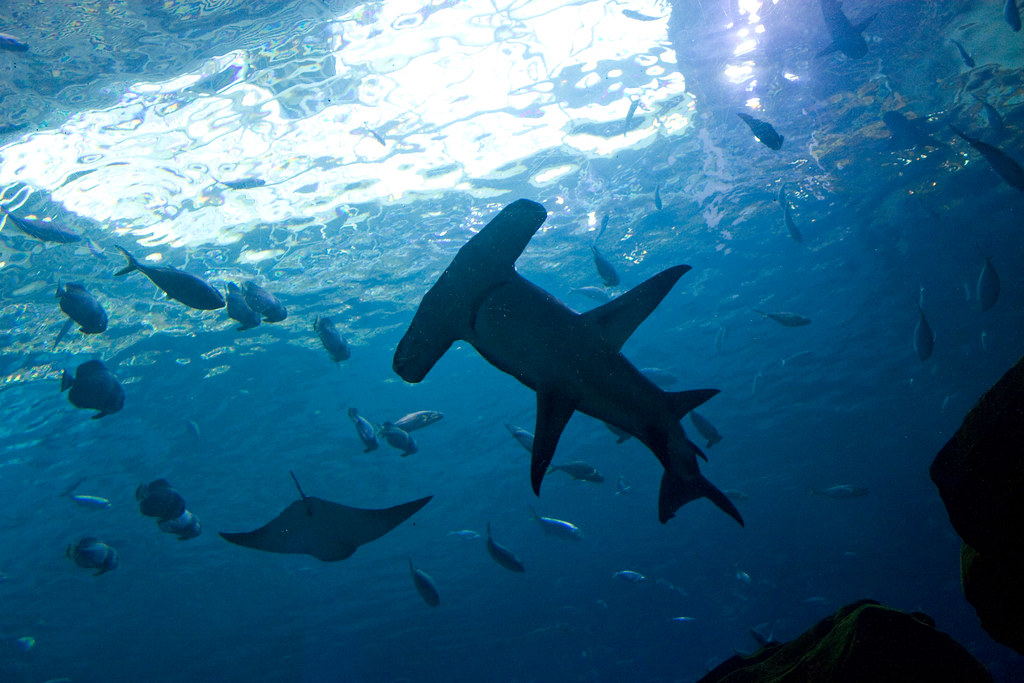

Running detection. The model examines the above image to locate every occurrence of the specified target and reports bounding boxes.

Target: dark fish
[313,315,350,362]
[548,461,604,483]
[977,256,1000,312]
[56,283,107,335]
[816,0,875,59]
[590,245,620,286]
[66,538,118,576]
[114,246,225,310]
[737,113,784,150]
[380,422,418,456]
[882,112,946,150]
[409,558,440,606]
[242,281,287,322]
[783,204,803,242]
[776,183,787,205]
[622,9,660,21]
[0,33,29,53]
[811,485,869,498]
[220,177,266,190]
[136,479,187,521]
[914,291,934,362]
[623,99,639,136]
[596,213,610,242]
[1007,0,1022,32]
[348,407,379,452]
[973,97,1005,135]
[754,310,811,327]
[654,185,663,211]
[158,510,201,540]
[226,283,261,330]
[1,207,82,243]
[60,360,124,419]
[486,522,525,573]
[950,125,1024,191]
[950,39,975,68]
[390,410,443,432]
[689,411,722,448]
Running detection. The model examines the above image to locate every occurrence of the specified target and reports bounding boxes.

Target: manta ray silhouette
[393,199,742,526]
[219,472,432,561]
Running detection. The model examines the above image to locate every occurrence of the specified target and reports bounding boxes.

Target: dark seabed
[1,0,1023,681]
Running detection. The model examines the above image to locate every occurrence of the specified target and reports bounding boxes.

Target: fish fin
[854,13,876,32]
[689,437,709,462]
[531,389,580,495]
[60,370,74,392]
[666,389,719,421]
[658,470,743,526]
[52,318,74,350]
[815,42,839,58]
[114,246,138,276]
[580,265,691,351]
[91,412,109,420]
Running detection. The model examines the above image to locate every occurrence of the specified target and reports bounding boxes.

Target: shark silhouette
[393,199,742,526]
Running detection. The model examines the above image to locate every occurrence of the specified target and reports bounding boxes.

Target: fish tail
[60,370,74,392]
[658,470,744,527]
[114,245,137,276]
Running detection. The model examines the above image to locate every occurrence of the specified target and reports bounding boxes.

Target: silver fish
[390,410,443,432]
[381,422,418,456]
[348,407,379,452]
[409,558,440,606]
[528,506,583,541]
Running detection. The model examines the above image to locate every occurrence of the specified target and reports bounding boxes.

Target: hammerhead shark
[393,199,743,526]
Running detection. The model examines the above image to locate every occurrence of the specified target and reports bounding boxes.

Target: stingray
[219,472,432,562]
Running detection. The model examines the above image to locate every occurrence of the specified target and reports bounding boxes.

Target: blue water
[1,0,1024,681]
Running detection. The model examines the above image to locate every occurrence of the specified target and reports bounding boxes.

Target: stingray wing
[219,495,433,562]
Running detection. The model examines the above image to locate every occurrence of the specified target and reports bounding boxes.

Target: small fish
[811,485,869,498]
[313,315,350,362]
[547,461,604,483]
[613,570,647,583]
[390,410,443,432]
[976,255,1000,312]
[242,281,287,322]
[69,494,112,509]
[724,489,749,502]
[347,408,379,452]
[66,537,118,575]
[950,39,975,68]
[654,185,663,211]
[158,510,202,540]
[640,367,678,388]
[136,479,186,521]
[115,246,225,310]
[528,506,583,541]
[570,286,612,303]
[622,9,660,21]
[783,204,803,242]
[981,330,990,352]
[448,529,480,539]
[505,423,534,453]
[486,522,525,573]
[226,283,261,330]
[409,558,440,606]
[1,207,82,243]
[914,288,934,362]
[623,98,639,136]
[689,411,722,448]
[60,360,124,419]
[817,0,875,59]
[941,394,956,412]
[0,33,29,52]
[950,125,1024,192]
[754,310,811,327]
[185,419,201,441]
[367,129,387,146]
[737,112,784,150]
[55,283,108,341]
[670,616,696,623]
[14,636,35,652]
[220,177,266,190]
[1007,0,1022,32]
[735,570,752,585]
[615,476,631,496]
[596,213,610,242]
[590,245,620,286]
[380,422,418,456]
[750,622,776,646]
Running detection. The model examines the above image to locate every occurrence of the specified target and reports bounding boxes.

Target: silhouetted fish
[1007,0,1022,32]
[811,485,869,498]
[348,408,379,452]
[60,360,124,419]
[622,9,660,21]
[66,538,117,575]
[737,113,784,150]
[242,281,287,322]
[689,411,722,448]
[486,522,525,573]
[115,246,225,310]
[390,410,443,432]
[754,310,811,327]
[220,177,266,190]
[973,97,1005,135]
[409,558,440,606]
[950,125,1024,191]
[226,283,261,330]
[56,283,107,335]
[783,204,803,243]
[548,461,604,483]
[951,39,975,68]
[1,207,82,243]
[817,0,875,59]
[381,423,418,456]
[977,256,1000,312]
[314,315,350,362]
[623,99,639,136]
[654,185,663,210]
[590,245,620,286]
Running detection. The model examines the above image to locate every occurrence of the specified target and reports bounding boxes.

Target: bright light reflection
[724,63,755,84]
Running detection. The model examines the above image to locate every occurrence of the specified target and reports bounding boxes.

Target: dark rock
[961,543,1024,654]
[698,600,991,683]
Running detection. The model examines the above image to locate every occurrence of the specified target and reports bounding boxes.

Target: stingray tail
[658,469,744,527]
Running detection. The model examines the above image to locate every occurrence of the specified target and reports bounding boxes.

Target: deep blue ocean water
[1,0,1023,681]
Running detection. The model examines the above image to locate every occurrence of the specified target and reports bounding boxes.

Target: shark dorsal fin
[531,388,580,495]
[580,265,692,352]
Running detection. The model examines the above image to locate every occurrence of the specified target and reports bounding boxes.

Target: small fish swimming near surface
[313,315,350,362]
[528,506,583,541]
[754,310,811,327]
[623,98,640,136]
[61,360,124,419]
[115,246,225,310]
[590,245,620,286]
[226,283,261,330]
[816,0,875,59]
[55,283,107,348]
[689,411,722,448]
[654,185,663,211]
[950,125,1024,191]
[219,177,266,190]
[448,529,481,539]
[570,286,612,303]
[914,288,934,362]
[737,112,784,150]
[505,423,534,453]
[390,410,444,432]
[380,422,418,456]
[409,558,440,606]
[1006,0,1022,32]
[0,33,29,52]
[613,570,647,583]
[60,478,112,509]
[348,408,379,452]
[950,39,975,68]
[811,485,869,498]
[242,281,287,322]
[486,522,525,573]
[66,537,118,575]
[548,461,604,483]
[0,206,82,243]
[622,9,660,21]
[976,253,1000,312]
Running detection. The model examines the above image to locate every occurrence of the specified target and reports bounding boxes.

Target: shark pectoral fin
[666,389,719,420]
[581,265,692,351]
[531,389,580,495]
[658,471,744,527]
[689,437,709,462]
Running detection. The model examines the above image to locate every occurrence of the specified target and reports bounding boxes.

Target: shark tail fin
[658,470,744,527]
[114,246,138,276]
[666,389,719,420]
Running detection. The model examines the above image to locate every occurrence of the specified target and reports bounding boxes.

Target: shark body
[393,199,742,526]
